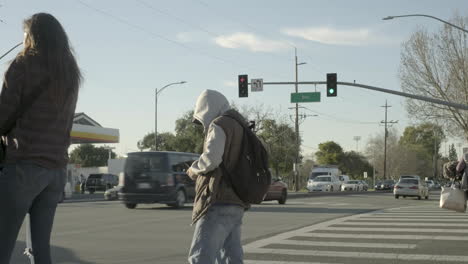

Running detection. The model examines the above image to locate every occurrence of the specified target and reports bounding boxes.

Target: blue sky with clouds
[1,0,467,156]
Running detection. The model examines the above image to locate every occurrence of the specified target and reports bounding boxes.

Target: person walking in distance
[0,13,82,264]
[187,89,250,264]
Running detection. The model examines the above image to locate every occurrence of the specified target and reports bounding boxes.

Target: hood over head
[193,89,230,131]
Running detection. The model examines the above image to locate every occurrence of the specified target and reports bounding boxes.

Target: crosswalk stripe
[271,239,416,249]
[354,217,468,222]
[333,222,468,227]
[244,260,341,264]
[361,215,467,218]
[296,233,468,241]
[245,248,468,262]
[322,226,468,233]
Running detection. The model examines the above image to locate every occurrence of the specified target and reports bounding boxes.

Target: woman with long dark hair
[0,13,81,264]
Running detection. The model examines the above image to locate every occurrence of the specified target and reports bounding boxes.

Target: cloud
[223,81,237,87]
[214,32,288,52]
[176,31,202,43]
[282,26,389,46]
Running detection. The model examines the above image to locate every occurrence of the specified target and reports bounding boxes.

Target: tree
[70,144,116,167]
[400,14,468,140]
[365,128,401,180]
[399,123,445,161]
[137,132,176,151]
[315,141,344,165]
[258,119,296,178]
[449,143,458,161]
[172,111,204,153]
[339,151,374,179]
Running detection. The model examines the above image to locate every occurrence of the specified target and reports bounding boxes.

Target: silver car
[394,178,429,200]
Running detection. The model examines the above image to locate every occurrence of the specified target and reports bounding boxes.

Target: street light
[383,14,468,34]
[155,81,186,150]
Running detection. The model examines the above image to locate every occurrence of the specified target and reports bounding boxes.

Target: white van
[309,165,341,180]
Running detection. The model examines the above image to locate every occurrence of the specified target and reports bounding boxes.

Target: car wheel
[395,195,399,199]
[425,195,429,200]
[170,190,186,209]
[418,196,422,200]
[125,203,137,209]
[278,189,287,204]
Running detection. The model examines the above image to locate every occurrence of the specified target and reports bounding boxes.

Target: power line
[192,0,324,75]
[75,0,243,67]
[299,106,379,125]
[134,0,292,80]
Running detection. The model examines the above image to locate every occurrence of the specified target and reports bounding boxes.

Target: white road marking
[333,222,468,227]
[322,226,468,233]
[246,248,468,262]
[361,215,467,218]
[296,233,468,241]
[245,261,341,264]
[272,239,417,249]
[354,217,468,222]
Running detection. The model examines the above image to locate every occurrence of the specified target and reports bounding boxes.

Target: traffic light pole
[246,81,468,110]
[294,49,300,192]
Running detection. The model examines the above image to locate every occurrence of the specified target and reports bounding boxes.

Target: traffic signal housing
[327,73,337,97]
[238,74,248,97]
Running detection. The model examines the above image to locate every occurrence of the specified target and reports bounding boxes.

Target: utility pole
[381,100,398,180]
[294,48,306,192]
[353,136,361,152]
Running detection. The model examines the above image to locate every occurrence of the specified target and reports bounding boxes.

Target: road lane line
[273,240,417,249]
[297,233,468,241]
[360,215,467,218]
[245,248,468,262]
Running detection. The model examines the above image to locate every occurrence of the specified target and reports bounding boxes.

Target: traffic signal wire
[75,0,245,68]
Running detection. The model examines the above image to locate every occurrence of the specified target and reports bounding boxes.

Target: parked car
[394,178,429,200]
[263,178,288,204]
[307,175,341,192]
[104,185,123,201]
[341,180,363,191]
[374,181,383,190]
[425,180,436,190]
[119,151,199,209]
[381,179,396,190]
[85,173,119,194]
[359,180,369,191]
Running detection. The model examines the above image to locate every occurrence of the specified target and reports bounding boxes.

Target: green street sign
[291,92,321,103]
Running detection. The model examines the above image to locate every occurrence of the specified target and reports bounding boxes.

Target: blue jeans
[188,204,245,264]
[0,162,65,264]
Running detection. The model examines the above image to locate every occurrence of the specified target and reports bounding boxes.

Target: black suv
[120,151,199,209]
[85,173,119,194]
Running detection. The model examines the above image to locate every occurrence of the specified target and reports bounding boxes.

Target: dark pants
[0,161,65,264]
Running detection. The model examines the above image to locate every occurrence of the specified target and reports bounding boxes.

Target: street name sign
[291,92,321,103]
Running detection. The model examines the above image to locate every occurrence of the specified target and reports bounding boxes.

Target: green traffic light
[329,89,335,94]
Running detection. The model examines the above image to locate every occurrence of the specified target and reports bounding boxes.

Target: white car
[307,175,341,192]
[341,180,363,191]
[394,178,429,200]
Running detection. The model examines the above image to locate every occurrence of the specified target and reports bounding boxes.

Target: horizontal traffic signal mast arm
[246,81,468,110]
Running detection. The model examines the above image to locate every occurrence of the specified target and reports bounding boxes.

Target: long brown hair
[21,13,81,106]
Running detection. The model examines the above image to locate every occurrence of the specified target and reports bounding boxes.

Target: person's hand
[187,167,197,180]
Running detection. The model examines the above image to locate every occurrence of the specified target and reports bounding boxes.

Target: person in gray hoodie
[187,89,249,264]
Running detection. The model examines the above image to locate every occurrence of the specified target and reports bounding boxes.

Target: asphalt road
[9,190,468,264]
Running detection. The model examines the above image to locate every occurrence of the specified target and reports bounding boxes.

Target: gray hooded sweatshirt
[189,89,248,223]
[190,89,230,176]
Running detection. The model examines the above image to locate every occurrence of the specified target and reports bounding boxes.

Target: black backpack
[221,112,271,204]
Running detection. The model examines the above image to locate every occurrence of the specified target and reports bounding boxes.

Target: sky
[1,0,467,158]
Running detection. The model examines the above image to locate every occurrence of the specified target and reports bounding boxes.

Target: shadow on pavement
[11,241,94,264]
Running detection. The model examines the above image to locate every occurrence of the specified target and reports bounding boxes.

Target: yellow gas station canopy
[70,113,119,144]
